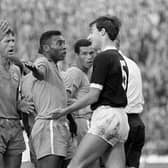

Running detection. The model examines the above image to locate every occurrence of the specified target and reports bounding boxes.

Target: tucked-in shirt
[0,64,20,119]
[62,67,91,119]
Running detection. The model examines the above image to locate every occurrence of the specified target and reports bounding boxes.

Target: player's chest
[0,70,19,96]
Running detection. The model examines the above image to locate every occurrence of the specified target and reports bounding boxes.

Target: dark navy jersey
[90,49,129,110]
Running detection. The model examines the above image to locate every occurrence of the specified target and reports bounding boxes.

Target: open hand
[17,97,35,115]
[50,108,66,119]
[67,98,76,105]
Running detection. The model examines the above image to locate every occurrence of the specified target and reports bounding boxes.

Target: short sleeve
[62,67,82,95]
[90,53,109,90]
[34,57,49,79]
[61,71,73,94]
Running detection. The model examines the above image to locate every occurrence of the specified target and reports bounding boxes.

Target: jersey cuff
[90,83,103,90]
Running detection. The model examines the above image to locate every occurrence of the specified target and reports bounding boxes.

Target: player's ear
[100,28,106,36]
[74,52,79,58]
[43,44,50,52]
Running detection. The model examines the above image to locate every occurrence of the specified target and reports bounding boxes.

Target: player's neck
[0,56,10,71]
[74,60,89,74]
[44,53,57,64]
[101,39,116,51]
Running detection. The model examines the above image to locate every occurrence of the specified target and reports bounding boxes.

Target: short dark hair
[74,39,92,54]
[89,16,121,41]
[38,30,62,54]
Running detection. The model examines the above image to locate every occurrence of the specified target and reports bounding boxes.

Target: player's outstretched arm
[24,62,46,80]
[51,87,101,119]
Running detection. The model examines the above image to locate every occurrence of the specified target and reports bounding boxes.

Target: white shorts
[88,106,129,146]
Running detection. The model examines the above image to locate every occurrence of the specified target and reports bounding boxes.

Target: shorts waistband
[0,117,20,120]
[36,116,67,122]
[96,105,124,110]
[127,113,140,116]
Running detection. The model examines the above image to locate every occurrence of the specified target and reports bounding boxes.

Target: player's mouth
[86,62,93,67]
[62,49,66,57]
[87,60,93,64]
[8,49,15,56]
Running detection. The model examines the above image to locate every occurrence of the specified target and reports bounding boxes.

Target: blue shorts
[31,119,70,159]
[0,119,26,155]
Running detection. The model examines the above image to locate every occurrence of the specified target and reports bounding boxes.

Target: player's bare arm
[51,87,101,119]
[25,62,47,80]
[17,97,35,114]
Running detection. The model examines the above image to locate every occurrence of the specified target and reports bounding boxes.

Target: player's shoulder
[34,54,48,65]
[121,55,141,79]
[94,50,112,64]
[98,49,120,60]
[66,66,83,75]
[10,64,21,82]
[125,57,140,71]
[119,51,140,69]
[65,66,83,81]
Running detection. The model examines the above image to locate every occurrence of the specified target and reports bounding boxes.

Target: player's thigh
[125,124,145,168]
[62,159,71,168]
[38,155,65,168]
[7,122,26,156]
[129,125,145,167]
[127,115,145,148]
[4,154,22,168]
[127,124,145,152]
[68,133,110,168]
[0,153,5,168]
[76,118,89,144]
[135,124,145,149]
[103,142,125,168]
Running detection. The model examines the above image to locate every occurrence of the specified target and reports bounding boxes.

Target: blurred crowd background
[1,0,168,156]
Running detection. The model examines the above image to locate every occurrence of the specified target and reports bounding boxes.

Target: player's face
[88,24,101,50]
[48,35,66,63]
[78,46,95,70]
[0,33,16,58]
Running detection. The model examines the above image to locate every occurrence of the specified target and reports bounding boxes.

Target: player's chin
[92,41,99,50]
[86,62,93,68]
[8,51,15,56]
[60,53,66,60]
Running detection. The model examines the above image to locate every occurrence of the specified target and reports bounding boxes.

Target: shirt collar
[102,45,117,51]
